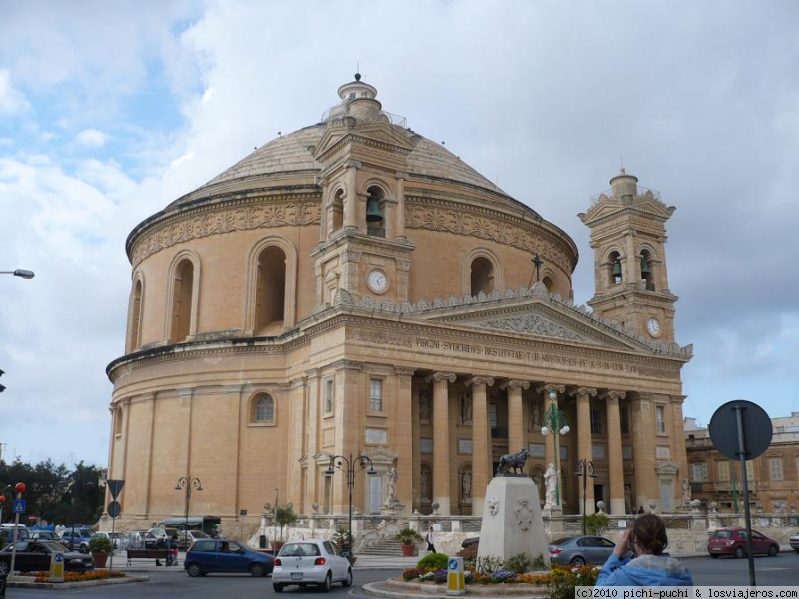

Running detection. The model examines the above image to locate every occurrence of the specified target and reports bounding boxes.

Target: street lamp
[0,269,35,279]
[541,389,569,507]
[575,459,596,534]
[325,453,376,560]
[175,477,203,540]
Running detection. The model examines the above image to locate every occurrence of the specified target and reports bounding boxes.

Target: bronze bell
[612,258,622,277]
[366,198,383,222]
[640,255,650,276]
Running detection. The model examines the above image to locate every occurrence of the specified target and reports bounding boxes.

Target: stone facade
[685,415,799,513]
[105,75,692,532]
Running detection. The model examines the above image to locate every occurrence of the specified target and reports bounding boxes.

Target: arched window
[640,249,655,291]
[608,251,622,286]
[252,394,275,423]
[365,186,385,237]
[170,259,194,343]
[542,275,554,293]
[329,188,344,234]
[470,257,495,295]
[255,246,286,333]
[129,278,143,352]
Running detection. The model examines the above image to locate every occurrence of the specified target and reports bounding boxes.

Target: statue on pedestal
[544,463,557,508]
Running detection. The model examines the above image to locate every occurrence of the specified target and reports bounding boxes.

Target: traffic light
[0,369,5,393]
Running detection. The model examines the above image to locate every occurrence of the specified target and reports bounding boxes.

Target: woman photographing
[596,514,693,587]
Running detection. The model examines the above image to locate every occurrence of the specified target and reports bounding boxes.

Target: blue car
[184,539,273,577]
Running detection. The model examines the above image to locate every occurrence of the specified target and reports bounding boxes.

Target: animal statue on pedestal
[497,448,530,475]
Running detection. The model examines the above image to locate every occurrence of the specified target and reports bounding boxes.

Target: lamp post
[325,453,376,560]
[175,477,203,540]
[0,269,35,279]
[541,389,569,507]
[9,482,26,577]
[575,459,595,534]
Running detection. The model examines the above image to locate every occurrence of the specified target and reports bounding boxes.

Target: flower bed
[21,570,126,583]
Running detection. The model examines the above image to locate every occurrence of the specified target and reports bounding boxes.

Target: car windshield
[713,530,732,539]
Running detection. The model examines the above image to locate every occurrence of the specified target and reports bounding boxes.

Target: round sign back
[708,400,772,460]
[107,500,121,519]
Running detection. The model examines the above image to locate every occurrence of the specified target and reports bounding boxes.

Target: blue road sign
[54,553,64,563]
[12,499,25,514]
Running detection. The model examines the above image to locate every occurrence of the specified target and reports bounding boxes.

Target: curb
[362,579,548,599]
[8,575,149,589]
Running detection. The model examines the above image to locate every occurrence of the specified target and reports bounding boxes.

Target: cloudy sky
[1,1,797,466]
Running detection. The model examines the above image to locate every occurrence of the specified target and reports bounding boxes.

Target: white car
[272,539,352,592]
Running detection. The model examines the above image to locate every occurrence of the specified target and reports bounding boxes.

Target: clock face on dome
[647,317,661,338]
[367,269,388,294]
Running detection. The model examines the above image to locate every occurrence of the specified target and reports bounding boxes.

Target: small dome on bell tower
[609,167,638,201]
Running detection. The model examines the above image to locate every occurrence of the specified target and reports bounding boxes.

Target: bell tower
[311,74,416,309]
[578,169,678,342]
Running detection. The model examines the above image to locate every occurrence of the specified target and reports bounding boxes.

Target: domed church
[106,75,692,529]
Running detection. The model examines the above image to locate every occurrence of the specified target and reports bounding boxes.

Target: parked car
[272,539,352,592]
[707,527,779,558]
[184,539,274,577]
[148,527,180,542]
[549,535,616,565]
[790,531,799,553]
[29,530,60,541]
[60,528,94,553]
[177,529,210,550]
[0,524,29,548]
[91,531,122,550]
[0,540,94,575]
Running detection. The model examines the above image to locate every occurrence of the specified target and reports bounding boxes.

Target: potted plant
[273,503,297,552]
[395,527,422,557]
[88,535,113,568]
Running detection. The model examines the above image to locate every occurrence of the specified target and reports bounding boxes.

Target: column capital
[569,387,597,398]
[426,372,456,384]
[465,376,495,388]
[395,366,416,377]
[501,379,530,391]
[602,390,627,401]
[537,383,566,396]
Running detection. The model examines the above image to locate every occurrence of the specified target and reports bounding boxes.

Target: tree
[275,503,297,541]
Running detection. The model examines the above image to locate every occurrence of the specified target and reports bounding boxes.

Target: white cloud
[0,69,29,114]
[75,128,107,147]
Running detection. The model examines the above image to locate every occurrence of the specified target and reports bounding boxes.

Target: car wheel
[768,545,779,557]
[570,556,586,566]
[187,563,203,577]
[273,583,284,593]
[250,563,266,577]
[342,569,353,587]
[794,549,799,554]
[320,572,332,592]
[735,547,745,559]
[80,543,89,554]
[710,554,719,559]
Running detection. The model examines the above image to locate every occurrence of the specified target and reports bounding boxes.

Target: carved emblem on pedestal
[515,499,534,531]
[487,496,500,516]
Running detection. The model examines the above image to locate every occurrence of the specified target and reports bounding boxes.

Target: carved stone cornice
[327,359,363,371]
[570,387,598,398]
[394,366,416,377]
[130,197,321,267]
[500,379,530,391]
[465,376,495,388]
[405,199,574,272]
[426,372,456,384]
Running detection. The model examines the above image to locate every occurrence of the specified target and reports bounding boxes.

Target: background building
[685,414,799,513]
[106,75,692,530]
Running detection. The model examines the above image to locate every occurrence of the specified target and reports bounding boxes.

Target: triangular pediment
[580,193,675,225]
[313,122,416,162]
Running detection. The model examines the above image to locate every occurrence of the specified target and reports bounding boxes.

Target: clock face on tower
[646,317,661,338]
[367,269,388,294]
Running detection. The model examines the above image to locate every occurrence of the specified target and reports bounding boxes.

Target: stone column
[503,380,530,455]
[571,387,597,515]
[395,367,415,512]
[345,161,360,230]
[305,369,320,507]
[631,393,657,511]
[605,390,626,514]
[467,376,495,516]
[394,173,407,239]
[428,372,456,515]
[411,383,421,511]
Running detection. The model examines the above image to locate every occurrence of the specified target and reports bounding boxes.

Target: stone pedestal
[477,476,550,564]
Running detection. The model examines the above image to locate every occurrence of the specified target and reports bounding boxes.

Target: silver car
[790,531,799,553]
[272,539,352,592]
[549,535,617,565]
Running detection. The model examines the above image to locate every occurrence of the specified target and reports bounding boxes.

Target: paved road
[6,553,799,597]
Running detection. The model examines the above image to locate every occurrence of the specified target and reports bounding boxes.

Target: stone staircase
[357,539,406,556]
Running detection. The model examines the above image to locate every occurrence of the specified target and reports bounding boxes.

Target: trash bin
[259,535,267,549]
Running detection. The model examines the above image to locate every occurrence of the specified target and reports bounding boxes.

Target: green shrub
[531,553,549,570]
[88,535,113,553]
[475,554,503,573]
[585,512,609,535]
[504,553,533,574]
[416,551,449,570]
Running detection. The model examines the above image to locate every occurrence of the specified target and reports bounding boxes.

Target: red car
[707,527,779,558]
